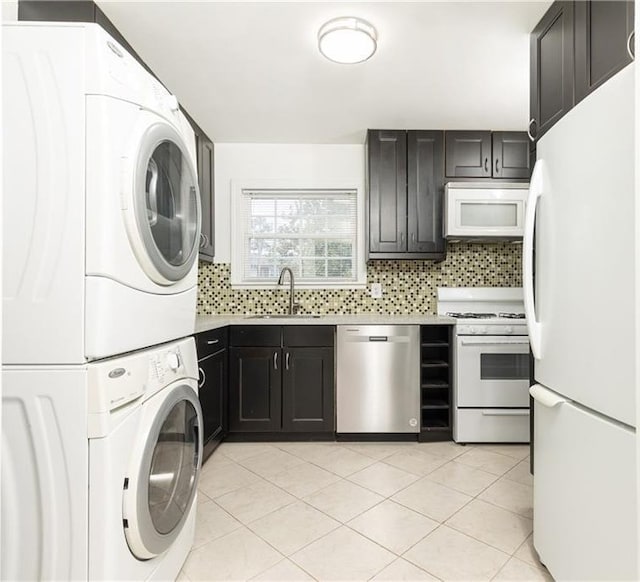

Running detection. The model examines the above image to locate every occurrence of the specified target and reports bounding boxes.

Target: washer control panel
[88,338,197,423]
[149,348,182,385]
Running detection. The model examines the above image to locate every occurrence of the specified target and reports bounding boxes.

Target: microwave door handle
[523,159,544,359]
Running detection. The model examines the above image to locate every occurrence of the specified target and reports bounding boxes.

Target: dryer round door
[125,119,201,286]
[123,383,203,560]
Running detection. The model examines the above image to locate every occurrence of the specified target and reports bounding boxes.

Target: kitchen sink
[246,314,323,319]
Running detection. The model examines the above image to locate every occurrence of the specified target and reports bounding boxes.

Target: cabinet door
[575,1,634,104]
[530,1,574,142]
[199,348,227,459]
[282,348,334,433]
[407,131,446,257]
[229,347,281,432]
[367,130,407,253]
[492,132,530,179]
[445,131,492,178]
[198,136,215,261]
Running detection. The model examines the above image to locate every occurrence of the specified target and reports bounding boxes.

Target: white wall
[213,143,365,264]
[1,1,18,21]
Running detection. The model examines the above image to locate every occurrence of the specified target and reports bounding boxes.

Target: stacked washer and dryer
[3,23,203,580]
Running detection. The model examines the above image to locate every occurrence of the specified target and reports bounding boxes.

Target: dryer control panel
[87,337,198,438]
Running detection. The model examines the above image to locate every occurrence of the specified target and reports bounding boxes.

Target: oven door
[456,336,530,407]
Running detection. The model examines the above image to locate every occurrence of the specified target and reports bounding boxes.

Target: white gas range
[437,288,531,443]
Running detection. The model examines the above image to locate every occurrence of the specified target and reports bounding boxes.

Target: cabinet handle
[273,351,278,370]
[628,31,635,60]
[527,118,536,142]
[285,352,290,370]
[411,232,415,244]
[199,233,208,248]
[206,339,219,345]
[484,157,489,173]
[198,367,206,388]
[495,158,500,174]
[400,232,405,245]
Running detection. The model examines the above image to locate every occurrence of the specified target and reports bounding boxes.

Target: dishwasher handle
[368,336,388,342]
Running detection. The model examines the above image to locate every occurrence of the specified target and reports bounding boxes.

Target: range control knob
[469,328,477,335]
[167,352,180,371]
[505,326,513,334]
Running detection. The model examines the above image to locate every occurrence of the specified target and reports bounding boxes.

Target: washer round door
[123,383,203,560]
[124,118,201,286]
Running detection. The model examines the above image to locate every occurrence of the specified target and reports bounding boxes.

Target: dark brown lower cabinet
[229,347,282,432]
[282,348,334,432]
[199,347,227,460]
[228,326,335,436]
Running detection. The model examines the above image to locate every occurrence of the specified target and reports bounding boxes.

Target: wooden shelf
[422,402,450,410]
[420,325,453,439]
[421,421,449,429]
[421,361,449,368]
[421,380,449,389]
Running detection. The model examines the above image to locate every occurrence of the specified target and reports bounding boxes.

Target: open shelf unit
[419,325,454,442]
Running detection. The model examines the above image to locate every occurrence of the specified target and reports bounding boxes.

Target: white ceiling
[97,1,551,144]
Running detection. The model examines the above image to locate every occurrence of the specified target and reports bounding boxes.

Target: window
[232,187,363,287]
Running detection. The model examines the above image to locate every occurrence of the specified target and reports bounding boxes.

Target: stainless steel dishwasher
[337,325,420,433]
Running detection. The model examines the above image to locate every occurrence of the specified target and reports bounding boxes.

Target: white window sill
[230,281,367,291]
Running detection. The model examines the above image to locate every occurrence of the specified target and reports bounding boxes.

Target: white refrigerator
[525,63,637,580]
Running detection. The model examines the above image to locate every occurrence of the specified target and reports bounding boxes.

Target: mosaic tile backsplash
[197,243,522,316]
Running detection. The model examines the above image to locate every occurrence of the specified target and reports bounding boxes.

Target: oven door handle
[459,339,530,346]
[523,159,544,359]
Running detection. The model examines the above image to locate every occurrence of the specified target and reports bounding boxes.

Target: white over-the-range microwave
[444,182,529,241]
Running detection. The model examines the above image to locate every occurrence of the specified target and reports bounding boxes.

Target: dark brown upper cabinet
[530,1,575,143]
[367,130,446,261]
[492,132,531,179]
[530,0,634,143]
[446,131,529,180]
[197,134,215,261]
[574,1,634,104]
[367,130,407,255]
[445,131,492,178]
[407,131,446,256]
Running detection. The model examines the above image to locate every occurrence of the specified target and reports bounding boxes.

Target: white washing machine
[3,22,201,364]
[1,337,203,580]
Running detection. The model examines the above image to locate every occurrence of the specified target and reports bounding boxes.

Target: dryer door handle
[146,158,159,227]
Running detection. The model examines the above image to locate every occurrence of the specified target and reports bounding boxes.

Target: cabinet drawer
[196,327,228,359]
[230,325,281,347]
[283,326,335,347]
[454,408,530,443]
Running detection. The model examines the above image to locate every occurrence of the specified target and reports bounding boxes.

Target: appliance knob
[167,352,180,371]
[470,328,478,335]
[164,95,180,112]
[479,326,487,335]
[505,326,513,334]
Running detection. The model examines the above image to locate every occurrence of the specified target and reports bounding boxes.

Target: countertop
[195,314,456,334]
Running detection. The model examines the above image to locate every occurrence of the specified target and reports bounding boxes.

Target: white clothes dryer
[3,22,201,364]
[1,337,202,581]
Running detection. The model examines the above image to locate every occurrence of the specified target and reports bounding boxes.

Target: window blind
[239,189,358,283]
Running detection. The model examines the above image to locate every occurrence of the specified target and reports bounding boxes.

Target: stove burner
[498,312,526,319]
[445,312,498,319]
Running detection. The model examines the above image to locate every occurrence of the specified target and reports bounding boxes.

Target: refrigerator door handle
[523,159,544,358]
[530,384,568,409]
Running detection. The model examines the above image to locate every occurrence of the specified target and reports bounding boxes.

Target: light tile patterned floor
[181,441,553,582]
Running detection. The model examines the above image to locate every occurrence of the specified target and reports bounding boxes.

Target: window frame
[231,179,366,289]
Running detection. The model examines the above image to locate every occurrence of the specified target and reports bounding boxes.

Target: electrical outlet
[371,282,383,298]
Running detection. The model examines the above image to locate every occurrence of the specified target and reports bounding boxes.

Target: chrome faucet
[277,267,299,315]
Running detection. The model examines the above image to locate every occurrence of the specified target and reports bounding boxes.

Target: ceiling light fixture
[318,17,377,64]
